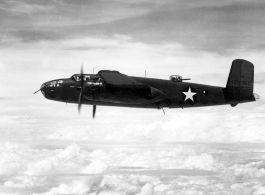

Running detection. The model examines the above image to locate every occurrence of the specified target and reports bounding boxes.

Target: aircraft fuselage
[40,75,255,109]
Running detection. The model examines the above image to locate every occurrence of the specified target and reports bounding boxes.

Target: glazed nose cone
[40,82,50,97]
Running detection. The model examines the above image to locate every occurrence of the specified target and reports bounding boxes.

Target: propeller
[77,64,97,119]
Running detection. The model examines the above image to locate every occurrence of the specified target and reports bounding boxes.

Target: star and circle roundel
[182,87,197,104]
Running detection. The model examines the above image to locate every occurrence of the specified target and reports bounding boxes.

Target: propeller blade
[78,64,84,114]
[78,91,83,114]
[93,105,96,119]
[80,64,84,88]
[81,64,83,75]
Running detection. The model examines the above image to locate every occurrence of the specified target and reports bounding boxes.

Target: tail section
[226,59,254,94]
[225,59,256,104]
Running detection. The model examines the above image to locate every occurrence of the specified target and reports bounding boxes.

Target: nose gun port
[40,84,46,96]
[34,83,48,95]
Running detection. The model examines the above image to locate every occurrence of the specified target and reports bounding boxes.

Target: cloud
[135,183,154,195]
[26,155,60,175]
[34,178,96,195]
[87,144,222,172]
[183,153,220,171]
[0,59,6,72]
[97,191,125,195]
[102,111,265,143]
[0,142,87,176]
[0,59,7,95]
[100,175,141,194]
[9,29,60,43]
[47,126,92,140]
[0,142,24,176]
[0,0,152,46]
[0,1,53,15]
[4,175,46,188]
[81,160,108,175]
[1,0,264,54]
[253,185,265,195]
[78,0,265,54]
[64,35,134,51]
[248,43,265,51]
[227,161,265,182]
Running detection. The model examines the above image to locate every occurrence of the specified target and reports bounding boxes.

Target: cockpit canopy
[70,74,102,82]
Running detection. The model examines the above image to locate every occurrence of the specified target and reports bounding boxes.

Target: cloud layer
[1,142,265,195]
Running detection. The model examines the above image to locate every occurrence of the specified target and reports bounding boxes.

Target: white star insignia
[182,87,197,102]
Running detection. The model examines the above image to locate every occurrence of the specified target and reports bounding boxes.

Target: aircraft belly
[96,86,166,104]
[82,100,158,108]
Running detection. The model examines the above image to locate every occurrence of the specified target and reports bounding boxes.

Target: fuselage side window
[86,76,103,86]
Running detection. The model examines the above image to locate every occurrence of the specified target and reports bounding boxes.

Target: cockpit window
[43,80,63,88]
[70,74,104,86]
[71,74,82,82]
[74,75,81,81]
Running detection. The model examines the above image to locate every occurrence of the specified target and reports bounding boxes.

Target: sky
[0,0,265,194]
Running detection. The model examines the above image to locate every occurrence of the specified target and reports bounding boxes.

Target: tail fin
[226,59,254,95]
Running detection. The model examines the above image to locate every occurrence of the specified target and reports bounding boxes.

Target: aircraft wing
[98,70,148,88]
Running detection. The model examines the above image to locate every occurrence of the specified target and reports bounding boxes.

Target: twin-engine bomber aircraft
[35,59,259,118]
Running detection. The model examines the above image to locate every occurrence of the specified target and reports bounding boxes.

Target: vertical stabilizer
[226,59,254,95]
